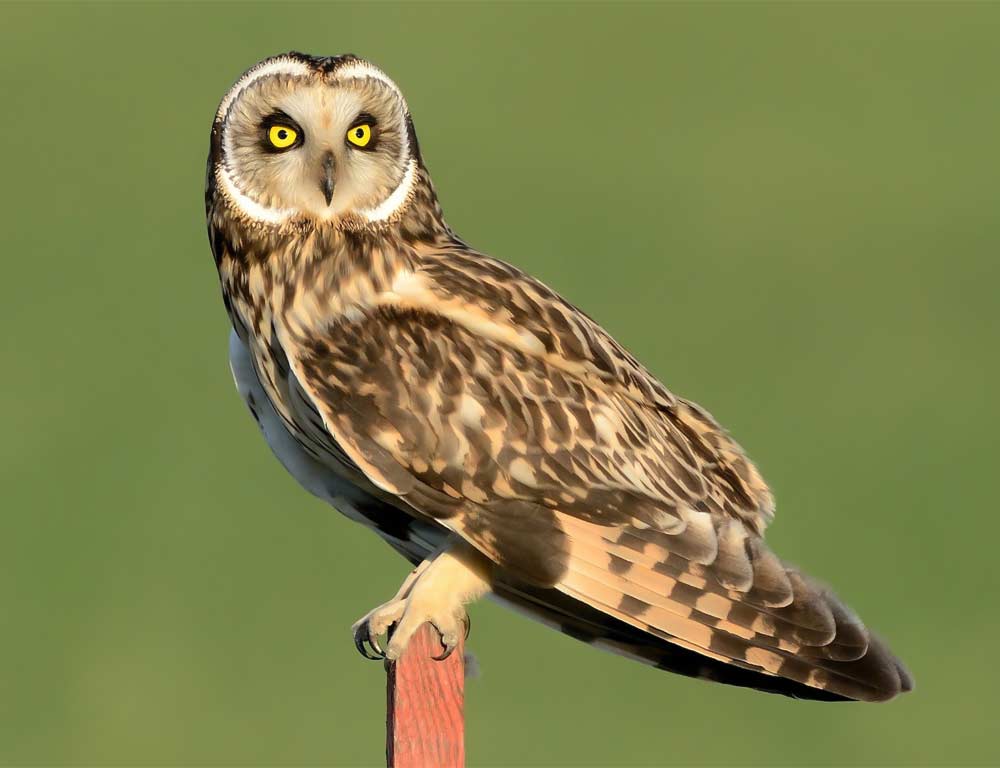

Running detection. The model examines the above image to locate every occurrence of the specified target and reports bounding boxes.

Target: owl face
[211,54,418,228]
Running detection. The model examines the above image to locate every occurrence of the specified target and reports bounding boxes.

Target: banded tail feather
[553,513,912,702]
[489,579,852,702]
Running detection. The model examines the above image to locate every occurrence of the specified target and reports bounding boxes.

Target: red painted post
[385,624,465,768]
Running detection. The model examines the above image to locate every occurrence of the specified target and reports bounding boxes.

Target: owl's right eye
[268,124,299,150]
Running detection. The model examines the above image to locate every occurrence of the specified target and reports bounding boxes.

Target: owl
[206,52,912,702]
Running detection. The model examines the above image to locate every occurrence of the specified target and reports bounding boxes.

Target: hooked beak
[320,151,335,206]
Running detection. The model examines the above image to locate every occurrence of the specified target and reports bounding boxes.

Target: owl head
[208,53,421,230]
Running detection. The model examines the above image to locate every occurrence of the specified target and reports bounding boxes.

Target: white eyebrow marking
[334,60,409,110]
[216,56,311,121]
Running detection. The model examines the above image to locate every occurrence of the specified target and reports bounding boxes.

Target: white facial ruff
[354,157,417,223]
[334,60,411,113]
[216,56,312,123]
[216,56,417,228]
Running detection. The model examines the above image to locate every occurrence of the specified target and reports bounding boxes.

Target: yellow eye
[268,124,298,149]
[347,123,372,148]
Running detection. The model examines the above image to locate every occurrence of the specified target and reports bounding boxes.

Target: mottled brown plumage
[207,52,912,702]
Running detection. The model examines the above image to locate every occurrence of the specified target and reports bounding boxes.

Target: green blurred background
[2,2,998,765]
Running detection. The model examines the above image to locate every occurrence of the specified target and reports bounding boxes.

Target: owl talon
[366,629,387,659]
[431,615,468,661]
[352,622,384,660]
[430,614,470,660]
[369,624,389,658]
[352,601,408,661]
[354,634,377,660]
[432,636,458,661]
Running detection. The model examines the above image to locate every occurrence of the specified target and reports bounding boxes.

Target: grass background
[2,2,998,765]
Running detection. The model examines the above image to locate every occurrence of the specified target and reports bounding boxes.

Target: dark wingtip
[849,633,914,702]
[896,657,916,694]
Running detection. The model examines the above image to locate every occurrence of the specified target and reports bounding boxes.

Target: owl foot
[351,581,471,661]
[350,539,492,662]
[352,599,406,660]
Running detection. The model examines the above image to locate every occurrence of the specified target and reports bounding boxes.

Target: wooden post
[385,623,465,768]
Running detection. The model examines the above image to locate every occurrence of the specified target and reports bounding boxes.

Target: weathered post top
[385,623,465,768]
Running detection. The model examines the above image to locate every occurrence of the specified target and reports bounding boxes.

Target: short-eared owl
[206,52,912,702]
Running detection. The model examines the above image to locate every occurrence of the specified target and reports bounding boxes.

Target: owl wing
[277,247,909,702]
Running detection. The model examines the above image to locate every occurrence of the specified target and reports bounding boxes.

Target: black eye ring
[260,110,304,153]
[346,112,378,151]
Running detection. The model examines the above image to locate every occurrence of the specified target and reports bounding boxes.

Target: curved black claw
[432,615,469,661]
[432,636,458,661]
[353,621,385,661]
[369,626,387,658]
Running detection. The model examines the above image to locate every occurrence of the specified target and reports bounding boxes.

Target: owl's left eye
[346,123,373,149]
[268,124,299,149]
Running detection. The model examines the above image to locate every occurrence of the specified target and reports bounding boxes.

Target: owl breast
[215,227,422,489]
[228,327,447,561]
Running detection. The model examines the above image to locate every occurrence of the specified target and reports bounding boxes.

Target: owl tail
[491,513,912,702]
